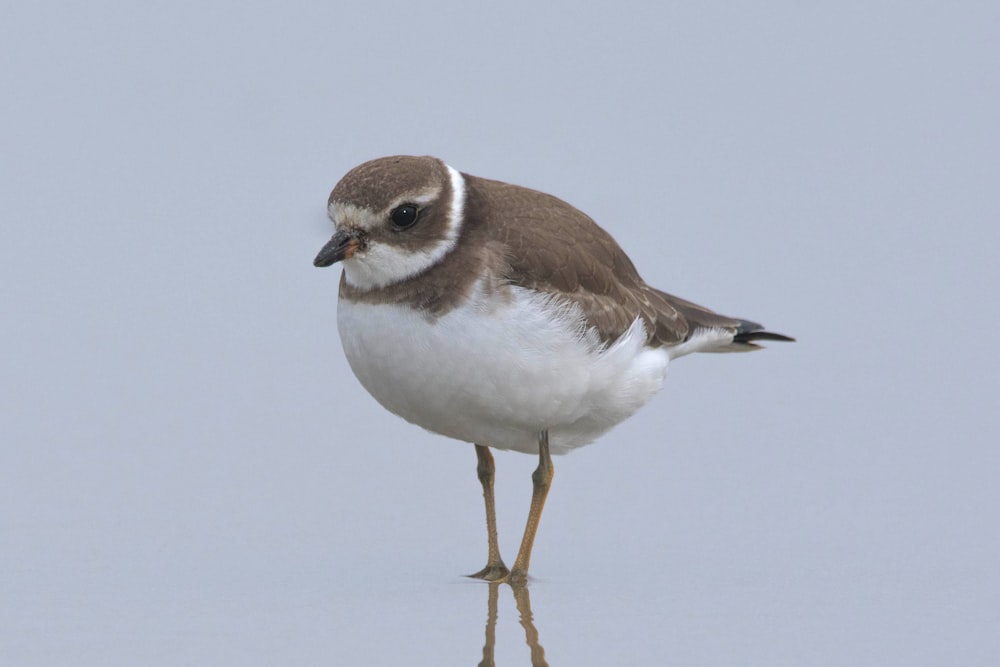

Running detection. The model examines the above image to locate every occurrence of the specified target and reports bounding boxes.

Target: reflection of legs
[469,444,510,581]
[509,431,554,584]
[511,582,549,667]
[477,582,548,667]
[478,582,500,667]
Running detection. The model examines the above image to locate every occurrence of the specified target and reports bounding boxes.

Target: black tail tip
[733,321,796,344]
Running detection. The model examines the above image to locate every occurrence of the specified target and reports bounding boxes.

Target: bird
[314,155,793,583]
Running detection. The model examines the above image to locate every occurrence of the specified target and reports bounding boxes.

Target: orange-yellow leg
[508,431,554,584]
[468,444,510,581]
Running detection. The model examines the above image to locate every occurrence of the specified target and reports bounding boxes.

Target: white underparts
[337,282,671,455]
[666,327,740,359]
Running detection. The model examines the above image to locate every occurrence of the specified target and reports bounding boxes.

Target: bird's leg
[468,444,510,581]
[508,430,554,584]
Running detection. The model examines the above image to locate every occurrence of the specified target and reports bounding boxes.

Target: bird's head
[314,155,467,290]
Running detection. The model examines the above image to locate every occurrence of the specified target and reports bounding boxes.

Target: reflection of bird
[480,582,547,667]
[314,156,793,582]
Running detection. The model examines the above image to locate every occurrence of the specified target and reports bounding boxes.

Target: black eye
[390,204,419,229]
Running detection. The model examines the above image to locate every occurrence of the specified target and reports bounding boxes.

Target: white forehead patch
[342,164,467,290]
[328,201,365,228]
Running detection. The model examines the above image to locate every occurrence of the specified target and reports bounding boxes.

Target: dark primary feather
[734,326,796,344]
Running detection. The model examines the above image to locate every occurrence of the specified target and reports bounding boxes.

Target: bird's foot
[467,562,511,582]
[505,568,529,586]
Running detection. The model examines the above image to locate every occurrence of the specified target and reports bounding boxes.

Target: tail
[731,320,796,350]
[651,288,795,357]
[667,317,794,358]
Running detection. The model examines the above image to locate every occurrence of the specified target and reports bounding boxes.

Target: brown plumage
[333,159,792,350]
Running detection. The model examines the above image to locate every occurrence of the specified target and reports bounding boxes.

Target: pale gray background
[2,2,998,665]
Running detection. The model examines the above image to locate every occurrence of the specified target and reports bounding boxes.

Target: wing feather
[467,175,691,347]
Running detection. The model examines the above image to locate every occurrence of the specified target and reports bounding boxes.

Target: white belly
[336,282,670,454]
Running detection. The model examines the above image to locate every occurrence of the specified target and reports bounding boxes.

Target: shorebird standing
[314,156,793,583]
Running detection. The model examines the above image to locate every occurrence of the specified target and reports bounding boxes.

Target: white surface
[2,2,998,665]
